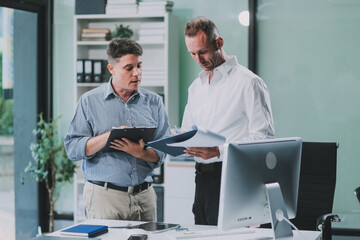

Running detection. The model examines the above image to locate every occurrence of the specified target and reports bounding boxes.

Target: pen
[174,125,180,134]
[37,226,42,236]
[175,227,188,231]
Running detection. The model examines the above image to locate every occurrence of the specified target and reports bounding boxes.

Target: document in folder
[146,126,226,156]
[104,127,157,152]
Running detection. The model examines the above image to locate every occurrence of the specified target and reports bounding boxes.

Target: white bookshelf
[73,13,178,223]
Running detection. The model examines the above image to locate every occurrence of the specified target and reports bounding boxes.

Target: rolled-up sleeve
[64,97,95,161]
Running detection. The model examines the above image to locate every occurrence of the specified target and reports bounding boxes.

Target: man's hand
[171,129,179,136]
[110,138,159,163]
[111,138,145,157]
[184,146,220,160]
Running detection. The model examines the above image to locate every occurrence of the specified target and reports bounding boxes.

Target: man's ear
[216,37,224,50]
[107,64,114,74]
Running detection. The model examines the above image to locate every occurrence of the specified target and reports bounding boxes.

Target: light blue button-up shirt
[64,79,170,186]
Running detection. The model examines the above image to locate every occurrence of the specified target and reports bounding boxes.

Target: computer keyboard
[175,227,256,239]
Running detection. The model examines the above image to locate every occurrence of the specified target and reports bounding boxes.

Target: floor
[0,191,15,240]
[0,137,15,240]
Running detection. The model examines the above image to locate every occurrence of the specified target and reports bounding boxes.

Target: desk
[48,219,321,240]
[332,212,360,238]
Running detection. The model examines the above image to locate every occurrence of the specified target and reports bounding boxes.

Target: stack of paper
[146,126,226,157]
[142,67,166,82]
[106,0,138,15]
[138,1,173,15]
[139,21,165,43]
[81,28,111,41]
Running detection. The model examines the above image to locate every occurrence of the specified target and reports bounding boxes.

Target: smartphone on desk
[127,234,148,240]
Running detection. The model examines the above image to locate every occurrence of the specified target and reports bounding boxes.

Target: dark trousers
[192,162,222,225]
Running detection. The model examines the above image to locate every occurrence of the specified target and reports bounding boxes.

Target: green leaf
[24,113,75,185]
[112,24,134,39]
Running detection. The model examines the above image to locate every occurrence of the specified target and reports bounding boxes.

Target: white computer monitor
[218,137,302,239]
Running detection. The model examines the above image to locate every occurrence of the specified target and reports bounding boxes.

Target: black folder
[101,60,112,82]
[104,127,157,152]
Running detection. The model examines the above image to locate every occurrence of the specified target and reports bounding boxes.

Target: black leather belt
[195,162,222,173]
[88,180,151,194]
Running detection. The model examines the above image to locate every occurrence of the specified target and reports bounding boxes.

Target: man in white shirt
[181,16,275,225]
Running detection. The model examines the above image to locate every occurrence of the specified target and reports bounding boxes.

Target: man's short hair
[107,38,143,64]
[184,16,220,41]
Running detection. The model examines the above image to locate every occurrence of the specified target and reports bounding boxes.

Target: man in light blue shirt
[64,38,170,221]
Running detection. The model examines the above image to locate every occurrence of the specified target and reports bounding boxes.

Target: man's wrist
[134,148,157,162]
[135,149,147,160]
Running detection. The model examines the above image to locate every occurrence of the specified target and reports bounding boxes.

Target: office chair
[261,141,339,239]
[291,142,339,239]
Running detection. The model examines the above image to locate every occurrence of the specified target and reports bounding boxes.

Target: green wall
[257,0,360,214]
[171,0,249,121]
[53,0,360,215]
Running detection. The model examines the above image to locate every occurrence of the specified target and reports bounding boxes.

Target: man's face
[108,54,142,92]
[185,30,219,71]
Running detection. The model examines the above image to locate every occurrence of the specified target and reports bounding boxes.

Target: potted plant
[24,113,76,232]
[112,24,133,39]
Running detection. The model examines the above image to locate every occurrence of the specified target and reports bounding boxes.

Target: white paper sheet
[167,126,226,148]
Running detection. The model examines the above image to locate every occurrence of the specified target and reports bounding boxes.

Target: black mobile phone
[127,234,148,240]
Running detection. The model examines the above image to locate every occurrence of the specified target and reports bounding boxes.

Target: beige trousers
[83,181,157,221]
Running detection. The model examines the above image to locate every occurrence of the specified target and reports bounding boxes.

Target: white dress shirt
[181,56,275,163]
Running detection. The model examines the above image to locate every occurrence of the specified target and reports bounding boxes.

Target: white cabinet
[73,13,178,223]
[164,157,196,225]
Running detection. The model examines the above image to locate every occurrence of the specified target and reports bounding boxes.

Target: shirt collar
[104,77,141,101]
[198,56,238,82]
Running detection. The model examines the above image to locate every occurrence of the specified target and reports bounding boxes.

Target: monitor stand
[265,182,294,240]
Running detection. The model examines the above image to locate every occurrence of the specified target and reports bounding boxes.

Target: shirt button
[127,120,130,123]
[125,105,128,107]
[133,168,136,171]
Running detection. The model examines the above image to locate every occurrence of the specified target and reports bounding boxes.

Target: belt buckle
[127,186,134,194]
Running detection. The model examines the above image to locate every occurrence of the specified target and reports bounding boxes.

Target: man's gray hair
[184,16,220,41]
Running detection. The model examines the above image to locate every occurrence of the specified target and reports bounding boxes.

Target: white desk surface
[332,212,360,229]
[48,219,321,240]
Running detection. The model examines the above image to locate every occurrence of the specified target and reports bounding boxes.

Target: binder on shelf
[102,60,112,82]
[76,59,84,83]
[92,60,103,83]
[84,60,93,82]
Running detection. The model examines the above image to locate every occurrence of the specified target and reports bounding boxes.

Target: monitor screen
[218,137,302,234]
